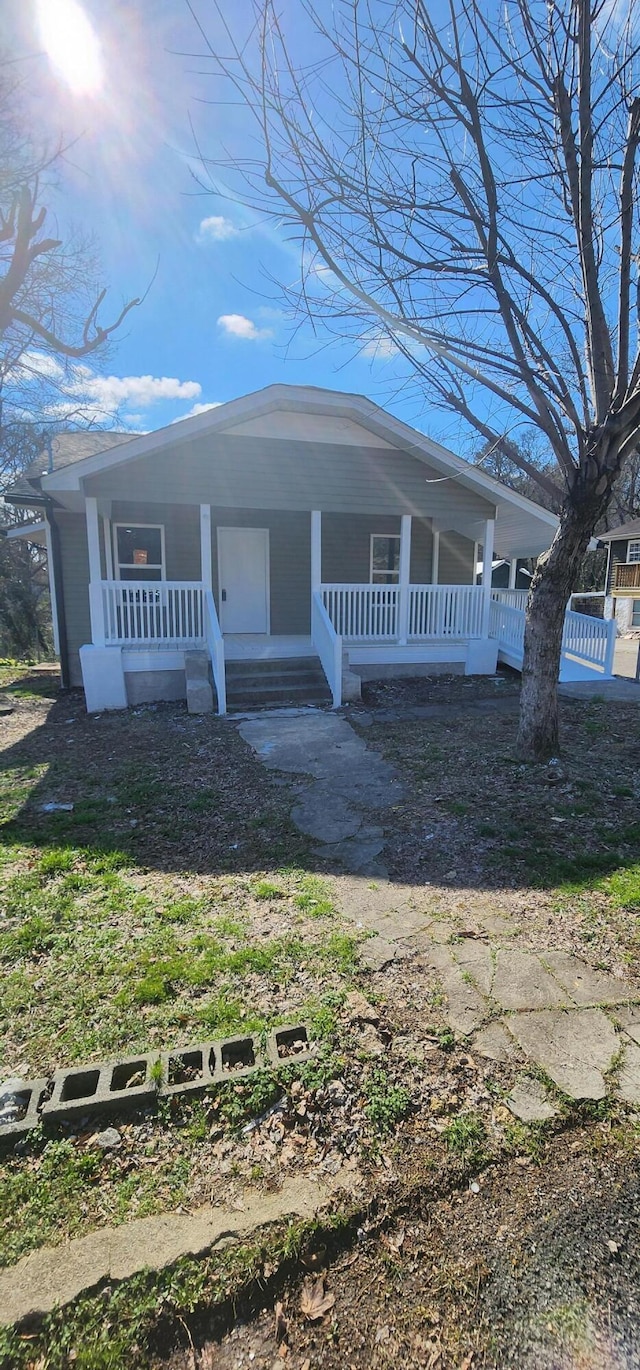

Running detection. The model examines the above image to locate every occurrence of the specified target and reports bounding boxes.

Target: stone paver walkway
[239,712,401,872]
[239,710,640,1122]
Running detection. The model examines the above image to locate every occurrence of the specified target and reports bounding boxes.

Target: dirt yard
[1,663,640,1369]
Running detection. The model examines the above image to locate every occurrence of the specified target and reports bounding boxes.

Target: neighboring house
[599,520,640,632]
[476,558,534,590]
[5,384,573,713]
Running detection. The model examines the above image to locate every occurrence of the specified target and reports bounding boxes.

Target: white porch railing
[562,609,616,675]
[321,583,485,641]
[490,598,616,678]
[491,588,530,610]
[321,584,399,639]
[101,581,205,646]
[489,599,525,664]
[312,590,342,707]
[409,585,484,639]
[203,587,226,715]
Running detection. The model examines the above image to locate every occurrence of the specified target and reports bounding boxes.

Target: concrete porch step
[226,656,322,679]
[225,655,331,711]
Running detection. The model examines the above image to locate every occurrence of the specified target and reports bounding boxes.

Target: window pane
[633,600,640,627]
[371,535,400,583]
[628,540,640,563]
[117,526,162,567]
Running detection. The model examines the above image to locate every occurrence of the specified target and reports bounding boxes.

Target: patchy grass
[443,1111,487,1166]
[0,675,368,1267]
[362,1066,411,1134]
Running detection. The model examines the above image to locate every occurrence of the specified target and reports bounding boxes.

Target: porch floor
[223,635,315,661]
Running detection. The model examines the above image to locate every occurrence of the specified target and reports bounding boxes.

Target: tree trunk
[516,496,601,760]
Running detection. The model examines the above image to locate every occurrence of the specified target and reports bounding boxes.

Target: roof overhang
[39,384,559,558]
[3,520,47,546]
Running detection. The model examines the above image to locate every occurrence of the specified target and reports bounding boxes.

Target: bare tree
[195,0,640,757]
[0,66,140,421]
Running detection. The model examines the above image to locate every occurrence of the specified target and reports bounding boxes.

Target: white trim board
[347,643,468,665]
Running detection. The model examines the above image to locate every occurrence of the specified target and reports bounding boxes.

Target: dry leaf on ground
[300,1276,336,1321]
[274,1301,288,1343]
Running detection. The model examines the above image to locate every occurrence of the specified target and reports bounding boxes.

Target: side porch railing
[490,598,616,678]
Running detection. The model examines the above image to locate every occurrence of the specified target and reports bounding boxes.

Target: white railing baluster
[99,581,207,647]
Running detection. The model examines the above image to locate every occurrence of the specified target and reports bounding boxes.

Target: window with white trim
[114,524,165,581]
[627,540,640,563]
[370,534,401,584]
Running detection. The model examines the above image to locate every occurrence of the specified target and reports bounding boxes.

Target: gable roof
[16,384,558,557]
[598,519,640,543]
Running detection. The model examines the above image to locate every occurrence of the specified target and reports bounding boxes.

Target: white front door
[217,527,270,634]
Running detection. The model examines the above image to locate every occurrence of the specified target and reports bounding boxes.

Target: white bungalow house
[5,384,615,712]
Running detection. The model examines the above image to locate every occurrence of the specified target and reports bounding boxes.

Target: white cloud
[10,350,207,426]
[197,215,240,243]
[217,313,273,341]
[68,370,201,409]
[361,335,399,360]
[171,401,222,423]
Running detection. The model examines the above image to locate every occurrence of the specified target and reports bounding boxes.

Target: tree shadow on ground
[0,685,313,878]
[1,673,639,908]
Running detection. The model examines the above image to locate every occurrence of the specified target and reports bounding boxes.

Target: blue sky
[6,0,467,450]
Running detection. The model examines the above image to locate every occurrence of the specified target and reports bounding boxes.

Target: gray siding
[410,518,435,582]
[322,514,400,582]
[321,513,433,583]
[111,502,200,580]
[439,531,475,584]
[56,511,90,686]
[86,435,495,523]
[211,508,311,634]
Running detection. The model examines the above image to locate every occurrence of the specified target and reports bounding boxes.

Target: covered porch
[81,497,503,711]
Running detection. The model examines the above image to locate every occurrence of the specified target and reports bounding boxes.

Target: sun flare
[36,0,103,96]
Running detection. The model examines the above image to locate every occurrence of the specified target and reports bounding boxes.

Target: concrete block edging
[0,1024,314,1142]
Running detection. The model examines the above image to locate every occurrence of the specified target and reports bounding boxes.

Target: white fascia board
[5,520,47,543]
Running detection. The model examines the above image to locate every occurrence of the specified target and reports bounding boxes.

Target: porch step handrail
[312,590,342,707]
[203,588,226,715]
[101,580,206,646]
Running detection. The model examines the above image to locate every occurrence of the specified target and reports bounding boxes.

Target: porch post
[86,496,105,647]
[481,518,495,636]
[398,514,412,644]
[200,504,212,589]
[432,528,440,584]
[103,517,113,580]
[508,557,517,589]
[311,510,322,593]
